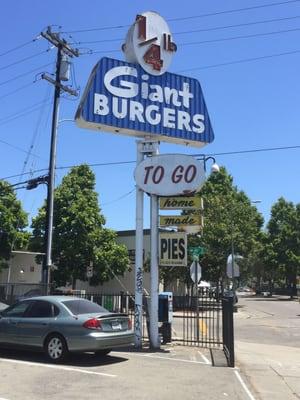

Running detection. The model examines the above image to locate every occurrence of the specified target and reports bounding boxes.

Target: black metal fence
[0,283,234,366]
[172,287,223,348]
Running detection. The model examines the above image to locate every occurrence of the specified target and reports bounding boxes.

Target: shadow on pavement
[114,345,171,354]
[0,347,128,367]
[246,297,294,302]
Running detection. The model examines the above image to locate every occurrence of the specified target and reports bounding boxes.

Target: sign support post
[150,142,160,349]
[150,190,160,348]
[134,141,144,348]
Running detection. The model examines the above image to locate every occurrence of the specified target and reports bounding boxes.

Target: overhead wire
[168,0,300,22]
[178,49,300,72]
[0,62,54,87]
[75,14,300,45]
[84,26,300,55]
[0,100,52,127]
[61,0,300,35]
[0,81,37,101]
[2,144,300,182]
[0,36,41,58]
[0,138,42,158]
[0,49,52,72]
[101,188,135,206]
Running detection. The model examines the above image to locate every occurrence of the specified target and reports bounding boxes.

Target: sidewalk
[236,341,300,399]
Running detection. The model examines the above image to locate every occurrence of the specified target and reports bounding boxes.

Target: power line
[62,0,300,34]
[180,27,300,47]
[0,81,36,101]
[0,62,53,87]
[102,188,135,206]
[0,50,51,72]
[2,144,300,182]
[0,100,51,124]
[178,49,300,72]
[76,15,300,45]
[168,0,300,22]
[0,138,42,158]
[86,26,300,55]
[0,37,40,58]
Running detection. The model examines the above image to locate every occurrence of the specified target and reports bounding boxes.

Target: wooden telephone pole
[41,27,79,287]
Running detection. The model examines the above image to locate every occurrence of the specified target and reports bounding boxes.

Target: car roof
[20,295,87,303]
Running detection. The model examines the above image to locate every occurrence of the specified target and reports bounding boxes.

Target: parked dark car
[16,288,44,301]
[0,296,134,362]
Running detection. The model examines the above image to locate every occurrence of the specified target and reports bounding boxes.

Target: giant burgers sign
[75,12,214,148]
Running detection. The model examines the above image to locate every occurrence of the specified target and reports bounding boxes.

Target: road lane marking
[0,397,10,400]
[199,320,208,336]
[197,350,211,365]
[234,370,256,400]
[115,351,207,365]
[0,358,116,378]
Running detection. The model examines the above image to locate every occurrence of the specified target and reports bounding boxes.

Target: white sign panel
[226,254,241,278]
[159,232,187,266]
[134,154,206,196]
[190,261,202,283]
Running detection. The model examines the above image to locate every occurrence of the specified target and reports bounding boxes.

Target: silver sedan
[0,296,134,362]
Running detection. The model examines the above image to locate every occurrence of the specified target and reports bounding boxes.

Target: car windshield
[62,299,108,315]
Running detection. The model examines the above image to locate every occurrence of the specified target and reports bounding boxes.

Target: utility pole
[41,27,79,288]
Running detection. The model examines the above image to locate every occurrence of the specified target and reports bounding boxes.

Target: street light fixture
[197,155,220,174]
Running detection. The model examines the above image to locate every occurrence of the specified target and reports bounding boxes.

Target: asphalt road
[235,294,300,347]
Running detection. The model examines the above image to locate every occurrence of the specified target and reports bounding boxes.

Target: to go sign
[134,154,206,196]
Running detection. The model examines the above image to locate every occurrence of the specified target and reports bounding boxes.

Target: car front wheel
[45,334,68,362]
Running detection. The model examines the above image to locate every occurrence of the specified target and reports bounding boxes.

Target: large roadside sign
[159,232,187,266]
[75,57,214,148]
[134,154,205,196]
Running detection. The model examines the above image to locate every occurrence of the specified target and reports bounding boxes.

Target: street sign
[86,265,94,279]
[75,57,214,148]
[159,196,201,210]
[189,246,205,258]
[190,261,202,283]
[159,232,187,266]
[135,154,205,196]
[226,254,241,278]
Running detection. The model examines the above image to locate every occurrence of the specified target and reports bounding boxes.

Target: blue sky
[1,0,300,231]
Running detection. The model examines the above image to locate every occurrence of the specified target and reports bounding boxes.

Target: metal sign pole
[149,141,160,349]
[150,191,160,348]
[134,141,144,348]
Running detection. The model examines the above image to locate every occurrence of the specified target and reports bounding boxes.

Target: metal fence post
[222,296,235,367]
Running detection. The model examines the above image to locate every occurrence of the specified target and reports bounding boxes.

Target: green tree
[30,165,129,288]
[0,180,29,270]
[266,197,300,297]
[189,167,264,284]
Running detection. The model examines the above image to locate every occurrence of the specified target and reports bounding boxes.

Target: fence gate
[172,287,223,348]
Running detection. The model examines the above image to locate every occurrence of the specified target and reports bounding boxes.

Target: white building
[0,250,43,285]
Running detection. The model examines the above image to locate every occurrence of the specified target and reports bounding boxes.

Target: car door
[0,301,32,345]
[17,300,59,347]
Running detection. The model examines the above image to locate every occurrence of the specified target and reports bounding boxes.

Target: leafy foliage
[30,165,129,287]
[264,197,300,295]
[187,167,264,283]
[0,180,29,270]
